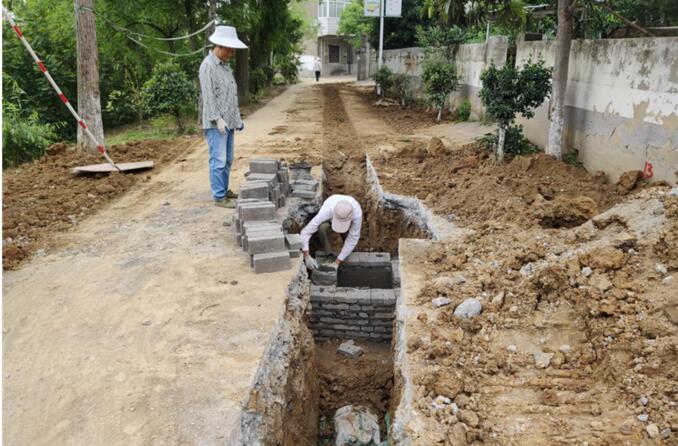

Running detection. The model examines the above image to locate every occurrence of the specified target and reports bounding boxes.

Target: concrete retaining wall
[515,37,678,184]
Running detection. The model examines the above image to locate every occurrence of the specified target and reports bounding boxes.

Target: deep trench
[282,84,432,445]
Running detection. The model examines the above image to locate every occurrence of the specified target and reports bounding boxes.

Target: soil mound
[2,138,195,269]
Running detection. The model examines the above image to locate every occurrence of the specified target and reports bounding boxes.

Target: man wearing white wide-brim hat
[199,25,248,208]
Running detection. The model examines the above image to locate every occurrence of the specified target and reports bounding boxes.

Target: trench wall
[515,37,678,184]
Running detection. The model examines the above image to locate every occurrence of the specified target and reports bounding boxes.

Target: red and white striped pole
[2,6,121,171]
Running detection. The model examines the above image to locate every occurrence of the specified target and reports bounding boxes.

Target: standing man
[313,57,322,82]
[300,194,362,270]
[199,26,248,208]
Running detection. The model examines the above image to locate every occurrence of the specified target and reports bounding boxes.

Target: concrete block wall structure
[309,251,401,341]
[231,158,321,273]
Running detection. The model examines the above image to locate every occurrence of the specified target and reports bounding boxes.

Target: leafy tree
[338,0,375,49]
[479,59,551,163]
[421,54,459,122]
[391,73,411,106]
[374,66,394,98]
[142,62,195,133]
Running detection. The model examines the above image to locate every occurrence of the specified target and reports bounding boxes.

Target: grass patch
[106,115,198,146]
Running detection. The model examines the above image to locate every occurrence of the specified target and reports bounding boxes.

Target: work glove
[304,255,319,270]
[216,117,226,134]
[236,122,245,131]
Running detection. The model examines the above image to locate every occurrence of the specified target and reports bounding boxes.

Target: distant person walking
[199,26,247,208]
[313,57,322,82]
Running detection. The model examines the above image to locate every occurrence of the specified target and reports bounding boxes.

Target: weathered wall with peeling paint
[516,37,678,184]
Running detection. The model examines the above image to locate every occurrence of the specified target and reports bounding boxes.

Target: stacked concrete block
[309,285,398,341]
[338,252,393,289]
[290,177,320,201]
[229,157,311,273]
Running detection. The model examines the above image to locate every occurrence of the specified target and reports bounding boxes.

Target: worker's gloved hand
[236,122,245,131]
[304,255,319,270]
[216,117,226,134]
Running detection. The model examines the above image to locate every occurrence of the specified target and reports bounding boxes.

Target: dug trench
[235,84,438,445]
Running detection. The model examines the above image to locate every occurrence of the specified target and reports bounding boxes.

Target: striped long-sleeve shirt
[199,51,243,130]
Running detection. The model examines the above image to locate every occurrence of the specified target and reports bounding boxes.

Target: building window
[329,44,340,63]
[318,0,349,17]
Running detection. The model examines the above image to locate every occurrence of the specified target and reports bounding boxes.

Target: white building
[299,0,357,76]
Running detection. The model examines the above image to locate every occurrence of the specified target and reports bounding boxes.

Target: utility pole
[378,0,384,69]
[74,0,104,152]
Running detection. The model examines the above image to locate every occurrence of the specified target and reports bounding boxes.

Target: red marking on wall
[643,161,654,179]
[79,120,87,129]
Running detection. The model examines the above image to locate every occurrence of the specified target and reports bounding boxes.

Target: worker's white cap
[332,200,353,233]
[209,26,248,49]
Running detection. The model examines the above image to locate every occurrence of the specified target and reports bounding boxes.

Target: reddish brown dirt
[373,142,626,229]
[315,340,393,435]
[403,190,677,445]
[2,138,196,269]
[350,85,455,133]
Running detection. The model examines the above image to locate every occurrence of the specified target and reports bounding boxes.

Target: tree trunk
[236,35,250,106]
[546,0,574,160]
[174,109,185,134]
[184,0,198,51]
[437,106,443,122]
[74,0,104,152]
[496,126,506,163]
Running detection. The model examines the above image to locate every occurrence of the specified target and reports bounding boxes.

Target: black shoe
[226,189,238,199]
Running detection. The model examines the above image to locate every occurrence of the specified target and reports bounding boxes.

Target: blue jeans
[205,128,234,200]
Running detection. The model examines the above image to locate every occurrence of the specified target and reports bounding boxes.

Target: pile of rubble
[231,157,315,273]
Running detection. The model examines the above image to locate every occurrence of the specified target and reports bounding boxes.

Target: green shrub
[563,150,583,168]
[391,73,410,106]
[272,73,286,86]
[422,54,459,122]
[2,104,60,167]
[479,59,551,162]
[275,55,300,83]
[374,66,394,98]
[477,125,540,157]
[141,62,195,133]
[457,100,471,121]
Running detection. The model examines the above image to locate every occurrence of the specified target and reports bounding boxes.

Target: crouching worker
[300,195,362,270]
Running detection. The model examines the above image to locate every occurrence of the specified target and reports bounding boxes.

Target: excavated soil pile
[2,138,195,269]
[374,142,626,229]
[351,85,454,133]
[404,188,677,445]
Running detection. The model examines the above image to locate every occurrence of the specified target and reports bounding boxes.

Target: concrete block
[239,202,276,222]
[324,303,349,311]
[240,182,270,200]
[392,259,401,287]
[249,158,279,174]
[311,265,338,286]
[373,312,394,320]
[373,326,387,333]
[235,218,242,233]
[310,285,335,303]
[285,233,302,250]
[291,190,316,200]
[242,220,280,235]
[292,181,318,192]
[370,289,397,306]
[247,172,278,186]
[360,326,374,332]
[236,234,243,247]
[353,332,371,340]
[252,251,291,274]
[289,249,300,258]
[369,332,382,339]
[247,233,286,255]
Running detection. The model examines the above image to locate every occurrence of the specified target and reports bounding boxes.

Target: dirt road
[2,78,336,445]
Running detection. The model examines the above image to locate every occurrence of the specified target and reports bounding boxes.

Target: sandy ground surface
[2,78,334,445]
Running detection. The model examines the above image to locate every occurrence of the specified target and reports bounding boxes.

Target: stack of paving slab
[290,178,320,201]
[231,158,303,274]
